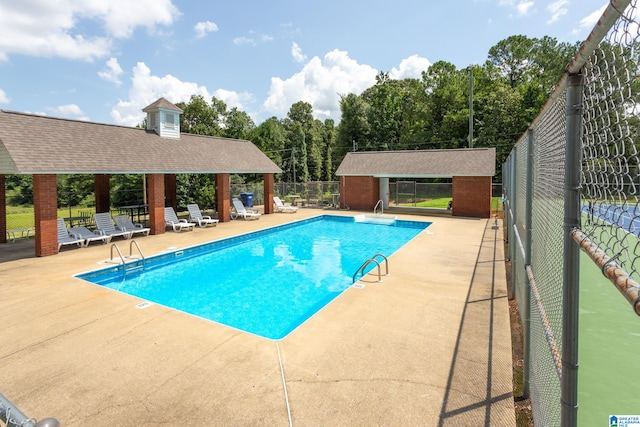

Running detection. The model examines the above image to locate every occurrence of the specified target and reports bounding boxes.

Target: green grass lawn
[395,196,502,210]
[5,205,94,230]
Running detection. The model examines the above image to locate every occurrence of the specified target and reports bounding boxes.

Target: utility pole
[292,147,296,188]
[468,65,474,148]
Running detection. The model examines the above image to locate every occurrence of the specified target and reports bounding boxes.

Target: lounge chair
[113,214,150,237]
[57,218,84,251]
[187,204,219,228]
[164,207,196,232]
[231,198,261,220]
[273,196,298,213]
[94,212,134,240]
[69,226,112,247]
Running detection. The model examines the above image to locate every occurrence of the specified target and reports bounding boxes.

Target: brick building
[0,98,282,256]
[335,148,495,218]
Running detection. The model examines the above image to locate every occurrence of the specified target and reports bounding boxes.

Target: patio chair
[57,218,84,251]
[187,204,219,228]
[164,207,196,232]
[113,214,151,237]
[94,212,134,240]
[69,226,112,247]
[231,198,261,220]
[273,196,298,213]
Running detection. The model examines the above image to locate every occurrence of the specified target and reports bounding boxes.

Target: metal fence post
[523,129,534,399]
[562,72,583,427]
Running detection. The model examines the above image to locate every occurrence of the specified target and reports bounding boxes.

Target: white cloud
[390,55,431,80]
[49,104,89,121]
[573,5,607,35]
[111,62,211,126]
[546,0,568,24]
[291,42,307,63]
[194,21,218,39]
[0,0,179,62]
[110,62,254,126]
[213,89,254,110]
[98,57,124,86]
[234,36,255,46]
[516,1,534,16]
[497,0,535,18]
[263,49,378,120]
[0,89,10,104]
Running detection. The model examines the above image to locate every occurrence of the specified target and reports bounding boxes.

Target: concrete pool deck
[0,209,515,426]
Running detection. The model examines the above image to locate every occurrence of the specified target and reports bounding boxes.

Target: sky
[0,0,610,128]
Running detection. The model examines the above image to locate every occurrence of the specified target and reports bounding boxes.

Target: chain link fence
[503,1,640,425]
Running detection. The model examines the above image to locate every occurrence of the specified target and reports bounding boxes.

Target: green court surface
[578,251,640,425]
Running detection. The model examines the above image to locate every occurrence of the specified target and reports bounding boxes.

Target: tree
[336,93,370,159]
[224,107,255,140]
[251,117,287,176]
[487,35,536,88]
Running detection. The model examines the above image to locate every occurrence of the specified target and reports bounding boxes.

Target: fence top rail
[512,0,632,148]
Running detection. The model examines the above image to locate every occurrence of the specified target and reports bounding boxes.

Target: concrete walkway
[0,209,515,426]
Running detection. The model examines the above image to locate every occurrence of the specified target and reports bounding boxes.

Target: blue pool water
[76,215,431,339]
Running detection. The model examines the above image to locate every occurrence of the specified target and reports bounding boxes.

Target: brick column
[147,174,165,235]
[164,174,177,212]
[0,175,6,244]
[341,176,379,211]
[215,173,230,222]
[33,174,58,256]
[263,173,274,215]
[452,176,491,218]
[95,174,110,213]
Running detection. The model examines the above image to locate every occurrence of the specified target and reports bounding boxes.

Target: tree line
[6,34,579,208]
[177,34,578,183]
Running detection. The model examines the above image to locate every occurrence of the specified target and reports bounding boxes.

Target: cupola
[142,97,183,139]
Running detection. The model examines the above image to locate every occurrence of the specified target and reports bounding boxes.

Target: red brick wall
[216,174,231,222]
[452,176,492,218]
[0,175,5,244]
[340,176,380,211]
[94,174,110,213]
[33,174,58,256]
[164,174,177,211]
[263,173,274,215]
[147,174,165,235]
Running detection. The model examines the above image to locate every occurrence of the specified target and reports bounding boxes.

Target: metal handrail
[374,199,383,215]
[128,239,145,260]
[353,258,382,283]
[110,243,125,264]
[371,253,389,275]
[352,253,390,284]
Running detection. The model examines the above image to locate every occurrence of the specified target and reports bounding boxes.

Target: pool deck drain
[0,209,515,426]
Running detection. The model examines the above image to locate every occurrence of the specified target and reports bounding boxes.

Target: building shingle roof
[0,110,281,174]
[142,97,183,113]
[335,148,495,177]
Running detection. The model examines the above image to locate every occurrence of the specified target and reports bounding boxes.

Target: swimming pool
[76,215,431,339]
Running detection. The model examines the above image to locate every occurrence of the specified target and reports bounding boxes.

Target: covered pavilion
[335,147,496,218]
[0,98,281,256]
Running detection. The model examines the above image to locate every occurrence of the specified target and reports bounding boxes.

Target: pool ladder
[352,253,389,284]
[110,240,145,276]
[374,199,384,215]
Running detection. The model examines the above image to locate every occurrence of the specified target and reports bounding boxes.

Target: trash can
[240,192,254,208]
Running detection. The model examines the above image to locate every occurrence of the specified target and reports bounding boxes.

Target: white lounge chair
[94,212,134,240]
[69,226,112,247]
[113,214,150,237]
[231,198,260,220]
[187,204,219,228]
[57,218,84,251]
[164,207,196,232]
[273,196,298,213]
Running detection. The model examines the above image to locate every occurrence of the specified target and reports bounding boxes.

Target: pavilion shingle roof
[335,148,495,177]
[0,110,281,174]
